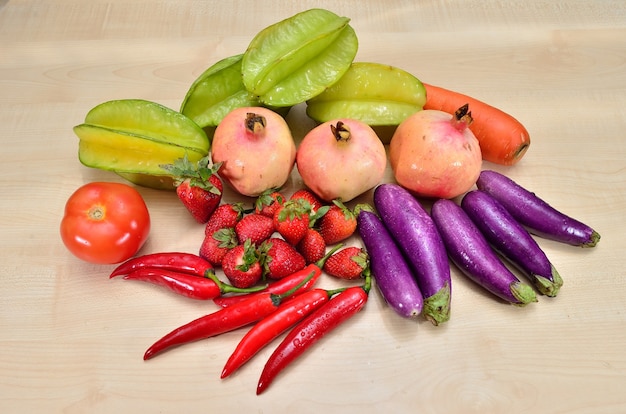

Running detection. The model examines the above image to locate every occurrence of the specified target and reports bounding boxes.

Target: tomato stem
[88,205,105,220]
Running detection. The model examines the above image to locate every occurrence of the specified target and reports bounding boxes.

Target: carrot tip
[513,142,530,160]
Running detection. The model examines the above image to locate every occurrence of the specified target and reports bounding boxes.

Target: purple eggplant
[373,183,451,325]
[357,209,423,318]
[476,170,600,247]
[431,198,537,306]
[461,190,563,297]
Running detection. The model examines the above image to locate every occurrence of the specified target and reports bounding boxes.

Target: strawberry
[221,239,263,288]
[235,213,275,246]
[205,202,246,236]
[199,227,238,267]
[296,228,326,264]
[323,246,369,280]
[162,155,223,223]
[260,237,306,280]
[317,199,357,245]
[290,188,324,214]
[273,199,311,246]
[255,189,286,218]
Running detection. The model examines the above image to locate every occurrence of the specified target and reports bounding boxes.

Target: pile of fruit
[60,8,600,394]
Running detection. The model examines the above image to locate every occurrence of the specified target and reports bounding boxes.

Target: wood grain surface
[1,1,625,413]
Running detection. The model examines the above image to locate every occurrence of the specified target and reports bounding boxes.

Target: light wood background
[1,1,625,413]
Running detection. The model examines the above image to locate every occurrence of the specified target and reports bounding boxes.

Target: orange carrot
[423,83,530,166]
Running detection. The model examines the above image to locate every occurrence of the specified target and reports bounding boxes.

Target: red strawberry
[162,155,223,223]
[221,239,263,288]
[290,188,324,214]
[296,228,326,264]
[260,237,306,280]
[323,246,369,280]
[199,227,238,266]
[273,199,310,246]
[255,189,286,218]
[205,202,246,236]
[317,199,357,245]
[235,213,275,246]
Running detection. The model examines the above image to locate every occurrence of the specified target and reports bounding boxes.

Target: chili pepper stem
[325,287,347,297]
[314,243,344,268]
[361,266,372,294]
[204,269,268,294]
[268,270,316,307]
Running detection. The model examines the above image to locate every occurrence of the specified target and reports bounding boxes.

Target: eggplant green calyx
[532,264,563,297]
[584,230,601,248]
[423,282,451,326]
[510,281,538,306]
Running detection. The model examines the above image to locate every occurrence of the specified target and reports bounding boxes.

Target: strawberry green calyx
[255,188,285,213]
[350,249,369,271]
[213,228,239,249]
[277,198,311,222]
[331,198,354,221]
[161,154,222,193]
[237,239,260,272]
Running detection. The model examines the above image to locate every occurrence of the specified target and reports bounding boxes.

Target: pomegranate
[296,119,386,202]
[389,104,482,199]
[211,107,296,197]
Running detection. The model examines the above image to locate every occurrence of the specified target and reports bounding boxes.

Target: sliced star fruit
[74,99,209,189]
[306,62,427,142]
[180,54,289,134]
[242,8,358,107]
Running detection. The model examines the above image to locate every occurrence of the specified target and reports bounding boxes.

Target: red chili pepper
[213,243,343,308]
[220,287,344,379]
[212,264,319,308]
[256,268,372,395]
[143,270,317,361]
[121,268,267,300]
[110,252,212,278]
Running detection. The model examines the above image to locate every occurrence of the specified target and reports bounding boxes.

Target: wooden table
[2,1,625,412]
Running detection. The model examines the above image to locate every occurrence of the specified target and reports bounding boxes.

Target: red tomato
[60,182,151,264]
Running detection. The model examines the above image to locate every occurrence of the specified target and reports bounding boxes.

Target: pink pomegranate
[389,105,482,199]
[296,119,386,202]
[211,107,296,197]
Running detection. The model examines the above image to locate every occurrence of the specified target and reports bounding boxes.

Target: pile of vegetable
[60,8,601,394]
[109,188,372,395]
